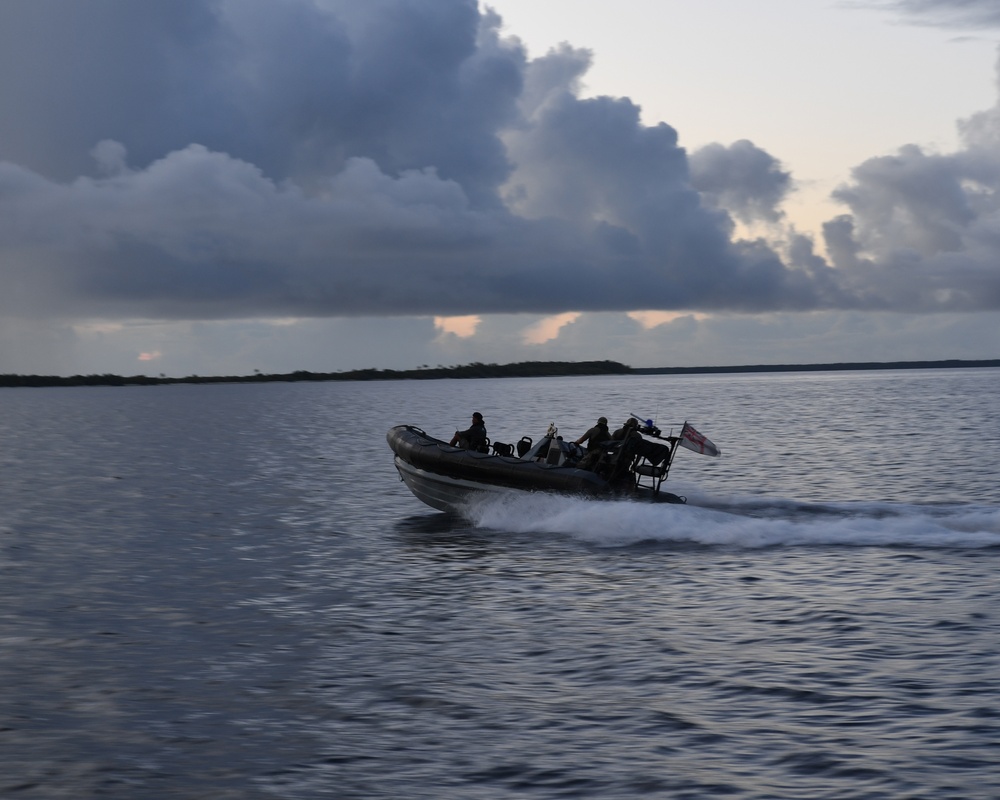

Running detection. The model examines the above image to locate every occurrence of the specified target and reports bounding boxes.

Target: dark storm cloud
[0,0,228,181]
[689,140,792,225]
[1,0,999,322]
[852,0,1000,29]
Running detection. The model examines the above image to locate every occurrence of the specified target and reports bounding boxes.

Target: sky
[2,0,1000,377]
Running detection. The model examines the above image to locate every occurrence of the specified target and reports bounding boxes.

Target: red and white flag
[679,422,720,457]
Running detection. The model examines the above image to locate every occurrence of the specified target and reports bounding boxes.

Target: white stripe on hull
[393,457,511,513]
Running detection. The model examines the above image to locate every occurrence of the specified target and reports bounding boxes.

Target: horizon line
[1,357,999,388]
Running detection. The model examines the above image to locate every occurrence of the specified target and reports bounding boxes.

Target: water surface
[1,369,998,798]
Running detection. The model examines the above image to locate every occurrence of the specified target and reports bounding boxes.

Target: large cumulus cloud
[823,46,1000,311]
[1,0,1000,322]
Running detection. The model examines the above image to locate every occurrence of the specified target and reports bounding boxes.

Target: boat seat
[545,444,563,465]
[633,456,669,494]
[491,441,514,457]
[516,436,533,458]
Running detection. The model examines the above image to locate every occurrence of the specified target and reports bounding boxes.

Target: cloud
[0,0,999,330]
[522,312,581,344]
[853,1,1000,29]
[688,140,793,225]
[627,311,711,329]
[435,315,482,338]
[822,55,1000,311]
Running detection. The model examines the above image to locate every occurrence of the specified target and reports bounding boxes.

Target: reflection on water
[392,513,503,561]
[393,512,466,536]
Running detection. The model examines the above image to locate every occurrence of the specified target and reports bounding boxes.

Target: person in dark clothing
[574,417,610,451]
[605,418,643,488]
[450,412,488,450]
[574,416,611,470]
[612,417,640,442]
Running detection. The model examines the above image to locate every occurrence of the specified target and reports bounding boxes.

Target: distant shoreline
[631,358,1000,375]
[1,358,998,388]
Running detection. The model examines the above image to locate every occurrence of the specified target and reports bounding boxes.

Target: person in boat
[574,416,611,470]
[612,417,640,442]
[574,416,610,450]
[449,412,488,451]
[604,417,642,491]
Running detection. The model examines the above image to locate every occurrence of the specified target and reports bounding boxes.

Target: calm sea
[1,369,998,799]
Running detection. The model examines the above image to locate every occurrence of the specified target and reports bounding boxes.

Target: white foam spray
[460,491,1000,549]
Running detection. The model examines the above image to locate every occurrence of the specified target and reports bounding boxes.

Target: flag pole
[666,421,685,470]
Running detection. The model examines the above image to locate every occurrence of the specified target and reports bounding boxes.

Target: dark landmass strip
[0,358,997,388]
[0,360,630,387]
[631,359,1000,375]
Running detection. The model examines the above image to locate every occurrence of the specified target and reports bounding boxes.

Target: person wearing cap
[449,412,488,450]
[574,416,611,452]
[612,417,641,442]
[574,416,611,470]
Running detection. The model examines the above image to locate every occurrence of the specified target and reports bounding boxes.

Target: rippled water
[1,370,999,798]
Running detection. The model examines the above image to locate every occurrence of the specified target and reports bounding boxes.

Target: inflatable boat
[387,418,719,513]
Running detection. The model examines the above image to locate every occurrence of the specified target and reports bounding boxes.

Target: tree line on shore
[0,360,631,387]
[1,357,997,388]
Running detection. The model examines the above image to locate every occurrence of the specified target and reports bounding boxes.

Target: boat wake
[459,490,1000,549]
